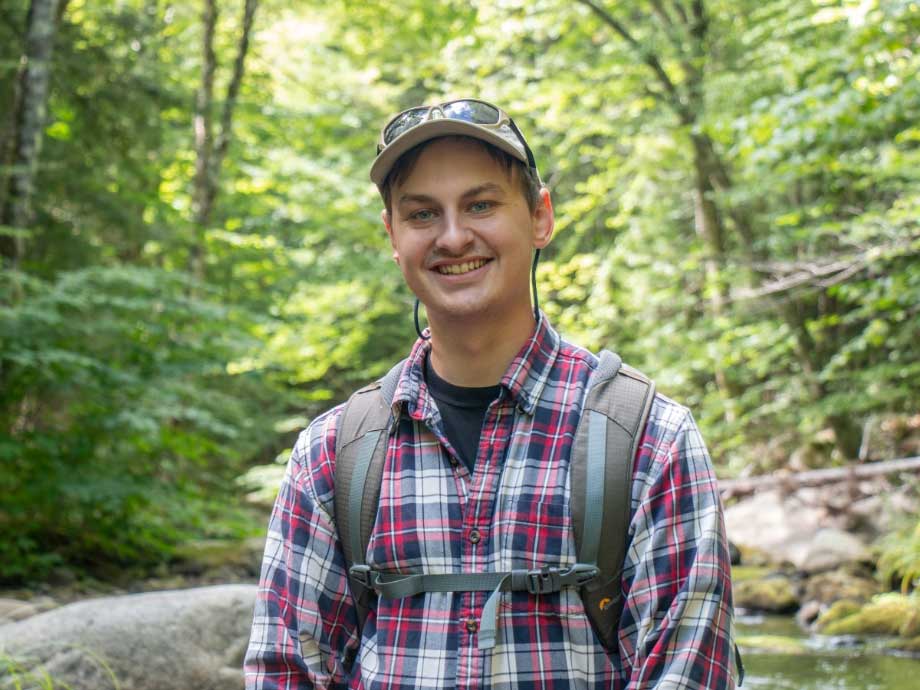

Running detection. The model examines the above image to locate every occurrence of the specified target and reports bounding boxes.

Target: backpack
[333,350,655,654]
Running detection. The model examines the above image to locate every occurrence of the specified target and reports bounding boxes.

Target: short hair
[380,135,542,215]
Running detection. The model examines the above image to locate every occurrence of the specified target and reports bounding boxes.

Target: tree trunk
[189,0,258,281]
[1,0,62,268]
[690,132,739,422]
[189,0,218,280]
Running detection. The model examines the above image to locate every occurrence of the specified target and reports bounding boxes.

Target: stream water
[737,614,920,689]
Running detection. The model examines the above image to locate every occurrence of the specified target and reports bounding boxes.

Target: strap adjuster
[349,564,373,588]
[523,564,599,594]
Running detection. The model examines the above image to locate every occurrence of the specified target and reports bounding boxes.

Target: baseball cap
[369,99,538,187]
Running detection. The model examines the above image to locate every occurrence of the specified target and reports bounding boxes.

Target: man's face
[383,138,553,329]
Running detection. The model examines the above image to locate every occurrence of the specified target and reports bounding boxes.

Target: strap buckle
[525,564,599,594]
[349,564,374,589]
[525,566,560,594]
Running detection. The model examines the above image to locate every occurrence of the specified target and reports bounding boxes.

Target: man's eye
[469,201,492,213]
[410,209,435,221]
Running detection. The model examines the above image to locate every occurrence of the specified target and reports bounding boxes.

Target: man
[245,99,739,688]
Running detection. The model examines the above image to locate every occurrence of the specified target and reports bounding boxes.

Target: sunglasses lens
[384,107,430,144]
[441,100,501,125]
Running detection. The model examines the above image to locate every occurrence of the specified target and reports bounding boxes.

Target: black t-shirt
[424,356,501,472]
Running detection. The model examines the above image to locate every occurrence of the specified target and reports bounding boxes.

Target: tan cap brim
[370,119,529,187]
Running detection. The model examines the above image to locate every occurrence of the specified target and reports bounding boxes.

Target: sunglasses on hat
[375,98,538,171]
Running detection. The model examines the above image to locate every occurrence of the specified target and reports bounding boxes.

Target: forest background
[1,0,918,587]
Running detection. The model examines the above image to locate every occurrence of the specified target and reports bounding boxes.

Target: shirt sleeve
[244,408,359,690]
[618,401,739,689]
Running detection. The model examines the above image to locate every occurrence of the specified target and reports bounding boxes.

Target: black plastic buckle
[525,564,599,594]
[565,563,600,587]
[525,566,562,594]
[349,564,373,588]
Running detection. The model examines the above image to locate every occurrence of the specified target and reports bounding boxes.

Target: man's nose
[435,212,474,255]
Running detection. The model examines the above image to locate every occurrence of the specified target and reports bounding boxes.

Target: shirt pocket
[501,496,573,566]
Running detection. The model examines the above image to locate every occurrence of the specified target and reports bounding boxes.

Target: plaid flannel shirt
[245,316,738,689]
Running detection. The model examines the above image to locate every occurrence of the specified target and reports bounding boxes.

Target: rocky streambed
[1,471,918,689]
[724,476,920,653]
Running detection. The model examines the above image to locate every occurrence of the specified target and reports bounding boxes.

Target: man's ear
[532,187,555,249]
[382,209,399,262]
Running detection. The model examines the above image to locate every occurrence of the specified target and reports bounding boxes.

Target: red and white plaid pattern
[245,317,738,689]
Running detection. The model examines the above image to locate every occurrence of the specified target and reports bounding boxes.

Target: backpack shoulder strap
[571,349,655,651]
[333,359,405,642]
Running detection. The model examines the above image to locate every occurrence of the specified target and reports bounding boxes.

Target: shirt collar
[392,312,561,420]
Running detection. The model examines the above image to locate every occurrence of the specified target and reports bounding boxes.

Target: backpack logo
[599,597,613,611]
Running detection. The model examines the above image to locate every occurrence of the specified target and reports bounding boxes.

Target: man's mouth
[434,259,491,275]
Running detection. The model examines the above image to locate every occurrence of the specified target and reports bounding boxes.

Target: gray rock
[792,528,870,574]
[725,489,875,573]
[0,585,257,690]
[724,489,824,567]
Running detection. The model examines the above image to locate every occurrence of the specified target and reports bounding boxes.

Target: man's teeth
[436,259,488,275]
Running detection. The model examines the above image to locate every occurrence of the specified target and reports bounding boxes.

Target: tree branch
[732,238,920,301]
[213,0,258,175]
[719,456,920,498]
[575,0,693,124]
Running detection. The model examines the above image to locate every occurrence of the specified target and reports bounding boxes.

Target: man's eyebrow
[396,183,506,207]
[397,193,437,206]
[461,183,505,198]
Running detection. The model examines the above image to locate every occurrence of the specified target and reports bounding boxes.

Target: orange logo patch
[599,597,613,611]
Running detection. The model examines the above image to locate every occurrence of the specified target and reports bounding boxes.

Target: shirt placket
[452,396,515,689]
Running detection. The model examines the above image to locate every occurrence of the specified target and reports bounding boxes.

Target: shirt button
[469,529,481,544]
[449,456,459,467]
[465,617,479,633]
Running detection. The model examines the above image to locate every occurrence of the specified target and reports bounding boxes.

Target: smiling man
[245,99,740,689]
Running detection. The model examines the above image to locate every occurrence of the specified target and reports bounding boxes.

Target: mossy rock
[171,537,264,575]
[734,575,799,613]
[736,634,808,654]
[801,568,879,608]
[887,635,920,653]
[736,545,773,567]
[814,599,863,631]
[819,593,920,637]
[731,565,773,584]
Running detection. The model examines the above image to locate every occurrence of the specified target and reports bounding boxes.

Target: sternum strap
[350,563,599,650]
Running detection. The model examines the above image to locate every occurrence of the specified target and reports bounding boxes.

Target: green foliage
[0,266,279,582]
[878,519,920,594]
[0,652,58,690]
[1,647,120,689]
[1,0,918,583]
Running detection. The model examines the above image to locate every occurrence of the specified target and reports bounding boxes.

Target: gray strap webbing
[581,410,608,566]
[570,350,654,650]
[347,430,383,568]
[334,359,406,636]
[349,563,599,649]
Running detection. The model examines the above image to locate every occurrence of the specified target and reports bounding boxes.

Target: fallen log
[718,456,920,497]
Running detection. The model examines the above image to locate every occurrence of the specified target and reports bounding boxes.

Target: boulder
[725,490,873,573]
[724,489,824,568]
[0,584,257,690]
[792,528,870,574]
[733,574,799,613]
